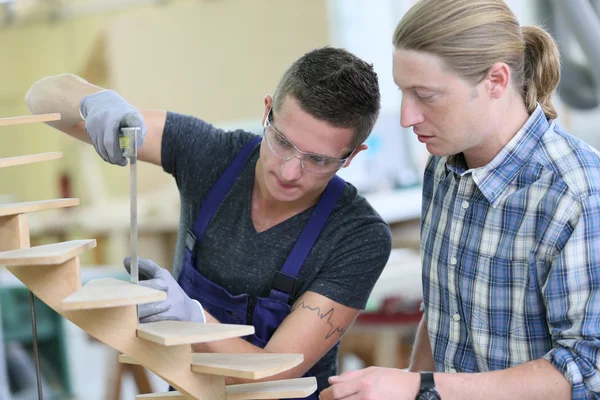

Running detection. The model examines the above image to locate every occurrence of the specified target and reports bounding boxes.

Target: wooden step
[120,352,303,380]
[0,239,96,266]
[0,113,61,127]
[191,353,304,380]
[0,199,79,217]
[136,377,317,400]
[136,321,255,346]
[61,278,167,310]
[0,152,63,169]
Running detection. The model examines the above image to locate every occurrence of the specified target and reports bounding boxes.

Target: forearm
[192,312,303,385]
[25,73,102,139]
[409,315,435,372]
[193,311,266,355]
[435,359,571,400]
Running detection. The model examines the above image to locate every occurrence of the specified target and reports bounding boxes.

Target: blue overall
[176,137,345,398]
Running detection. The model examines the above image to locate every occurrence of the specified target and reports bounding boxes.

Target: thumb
[123,257,162,279]
[328,369,363,383]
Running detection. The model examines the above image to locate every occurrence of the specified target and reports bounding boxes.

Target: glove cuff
[191,299,207,323]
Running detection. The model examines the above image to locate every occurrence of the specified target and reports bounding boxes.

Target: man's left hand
[319,367,420,400]
[124,257,205,324]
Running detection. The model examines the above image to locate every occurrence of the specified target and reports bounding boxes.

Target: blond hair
[393,0,560,119]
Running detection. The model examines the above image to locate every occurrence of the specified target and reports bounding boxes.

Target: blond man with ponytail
[321,1,600,399]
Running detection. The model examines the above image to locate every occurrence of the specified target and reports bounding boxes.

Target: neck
[464,96,531,169]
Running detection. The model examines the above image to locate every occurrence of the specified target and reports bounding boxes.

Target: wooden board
[226,378,317,400]
[62,278,167,310]
[0,214,30,252]
[0,199,79,217]
[0,239,96,266]
[137,321,255,346]
[136,377,318,400]
[0,113,61,127]
[0,152,63,168]
[191,353,304,380]
[120,352,303,380]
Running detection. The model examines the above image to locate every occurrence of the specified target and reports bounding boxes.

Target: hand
[79,90,146,166]
[319,367,420,400]
[123,257,205,323]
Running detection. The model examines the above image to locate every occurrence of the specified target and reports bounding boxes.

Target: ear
[341,144,368,168]
[486,62,511,99]
[262,95,273,127]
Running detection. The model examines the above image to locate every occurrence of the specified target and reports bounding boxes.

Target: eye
[308,155,330,166]
[274,132,293,148]
[414,90,436,102]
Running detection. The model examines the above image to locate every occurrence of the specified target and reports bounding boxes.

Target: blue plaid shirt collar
[445,105,550,208]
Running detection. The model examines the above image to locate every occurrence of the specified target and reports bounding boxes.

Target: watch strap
[420,371,435,390]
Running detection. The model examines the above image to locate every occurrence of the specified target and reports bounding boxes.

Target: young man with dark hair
[26,46,392,397]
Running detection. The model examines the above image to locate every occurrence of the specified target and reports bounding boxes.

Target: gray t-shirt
[162,112,392,391]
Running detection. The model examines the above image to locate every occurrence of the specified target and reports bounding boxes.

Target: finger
[124,257,161,279]
[329,369,364,383]
[121,111,143,130]
[139,314,168,323]
[86,120,109,162]
[140,314,180,323]
[138,301,170,320]
[139,279,168,292]
[104,120,124,165]
[138,257,163,278]
[320,383,361,400]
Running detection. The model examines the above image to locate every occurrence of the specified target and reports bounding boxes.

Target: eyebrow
[402,85,442,91]
[268,115,350,160]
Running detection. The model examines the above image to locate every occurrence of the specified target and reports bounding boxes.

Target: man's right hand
[79,90,147,166]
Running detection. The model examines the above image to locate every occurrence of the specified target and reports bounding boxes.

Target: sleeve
[542,195,600,399]
[161,112,257,195]
[308,219,392,310]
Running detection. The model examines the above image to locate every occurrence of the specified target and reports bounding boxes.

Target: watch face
[419,390,441,400]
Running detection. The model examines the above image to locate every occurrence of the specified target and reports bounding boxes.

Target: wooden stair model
[0,114,317,399]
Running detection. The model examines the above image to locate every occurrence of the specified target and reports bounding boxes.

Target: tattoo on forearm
[291,301,346,340]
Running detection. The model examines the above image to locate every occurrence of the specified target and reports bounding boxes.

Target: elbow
[24,78,42,114]
[24,73,83,114]
[545,344,599,400]
[24,75,60,114]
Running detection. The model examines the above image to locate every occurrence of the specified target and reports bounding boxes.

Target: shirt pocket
[460,256,530,337]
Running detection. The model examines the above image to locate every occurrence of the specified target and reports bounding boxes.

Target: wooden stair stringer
[6,257,226,400]
[120,352,304,380]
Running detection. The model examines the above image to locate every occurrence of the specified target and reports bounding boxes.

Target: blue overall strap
[188,136,262,247]
[271,175,346,298]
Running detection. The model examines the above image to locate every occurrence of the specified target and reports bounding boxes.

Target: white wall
[326,0,600,195]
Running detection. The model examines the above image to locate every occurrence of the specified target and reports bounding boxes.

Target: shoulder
[164,112,260,154]
[534,122,600,201]
[328,181,392,247]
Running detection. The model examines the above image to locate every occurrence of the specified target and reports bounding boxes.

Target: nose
[400,96,425,128]
[279,155,303,181]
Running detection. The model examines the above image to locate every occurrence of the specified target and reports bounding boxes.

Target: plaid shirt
[421,105,600,399]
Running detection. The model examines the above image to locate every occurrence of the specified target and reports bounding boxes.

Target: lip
[414,131,434,143]
[417,135,434,143]
[274,175,297,190]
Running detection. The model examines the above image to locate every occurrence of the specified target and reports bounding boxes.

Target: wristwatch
[416,372,441,400]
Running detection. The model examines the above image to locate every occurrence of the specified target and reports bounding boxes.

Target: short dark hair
[273,47,381,148]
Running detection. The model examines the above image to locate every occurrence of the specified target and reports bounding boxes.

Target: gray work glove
[123,257,206,324]
[79,90,146,166]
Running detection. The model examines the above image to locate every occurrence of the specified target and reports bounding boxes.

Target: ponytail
[522,26,561,119]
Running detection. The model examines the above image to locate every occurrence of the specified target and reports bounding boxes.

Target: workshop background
[1,0,599,399]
